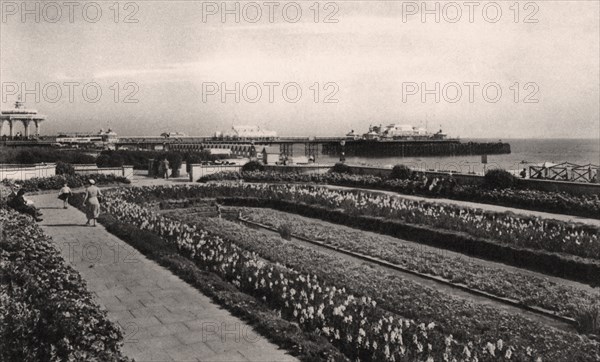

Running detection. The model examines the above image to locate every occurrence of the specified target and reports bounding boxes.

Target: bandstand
[0,99,46,139]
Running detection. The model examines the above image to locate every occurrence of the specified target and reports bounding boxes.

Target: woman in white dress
[82,179,102,226]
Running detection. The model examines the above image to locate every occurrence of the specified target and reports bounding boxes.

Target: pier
[115,136,511,159]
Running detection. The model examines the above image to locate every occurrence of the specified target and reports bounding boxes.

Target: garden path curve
[30,192,298,362]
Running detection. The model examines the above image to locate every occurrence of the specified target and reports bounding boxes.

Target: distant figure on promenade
[8,189,43,222]
[162,158,170,179]
[82,179,102,227]
[156,159,164,179]
[58,183,72,209]
[520,168,528,178]
[215,203,222,218]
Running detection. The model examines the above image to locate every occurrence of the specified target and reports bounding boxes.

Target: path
[30,192,297,362]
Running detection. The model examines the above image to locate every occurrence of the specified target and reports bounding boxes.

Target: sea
[318,139,600,175]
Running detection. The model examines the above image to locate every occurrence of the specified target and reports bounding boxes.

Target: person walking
[162,157,170,179]
[58,183,72,209]
[82,179,102,226]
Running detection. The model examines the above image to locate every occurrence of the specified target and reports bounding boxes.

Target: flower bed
[184,215,600,361]
[93,187,592,361]
[221,196,600,286]
[4,174,131,192]
[0,208,129,361]
[115,184,600,261]
[235,207,600,326]
[199,171,600,219]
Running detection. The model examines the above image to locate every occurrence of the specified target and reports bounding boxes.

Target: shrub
[389,164,412,180]
[241,160,264,172]
[167,153,183,177]
[55,161,75,175]
[278,223,292,240]
[484,168,515,189]
[330,162,352,174]
[96,151,124,168]
[574,303,600,335]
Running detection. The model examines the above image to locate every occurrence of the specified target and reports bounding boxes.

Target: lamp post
[340,140,346,163]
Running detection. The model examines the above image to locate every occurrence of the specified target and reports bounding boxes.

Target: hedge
[0,147,96,164]
[6,174,131,192]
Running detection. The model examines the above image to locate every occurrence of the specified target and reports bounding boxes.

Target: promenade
[30,192,297,362]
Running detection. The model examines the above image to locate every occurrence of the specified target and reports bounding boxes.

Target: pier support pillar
[23,120,30,138]
[9,121,13,138]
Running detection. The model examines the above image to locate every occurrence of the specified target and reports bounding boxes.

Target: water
[317,139,600,175]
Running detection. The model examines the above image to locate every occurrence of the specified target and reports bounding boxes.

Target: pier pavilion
[0,99,46,139]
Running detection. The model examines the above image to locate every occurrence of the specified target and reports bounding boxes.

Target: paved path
[31,193,298,362]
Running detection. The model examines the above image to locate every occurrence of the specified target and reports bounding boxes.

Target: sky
[1,1,599,139]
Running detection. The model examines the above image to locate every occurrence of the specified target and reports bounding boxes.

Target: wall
[0,163,56,180]
[189,164,242,181]
[73,165,134,180]
[517,178,600,196]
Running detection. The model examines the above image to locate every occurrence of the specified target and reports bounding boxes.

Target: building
[56,129,118,148]
[218,125,277,140]
[261,146,280,164]
[357,124,447,140]
[0,98,46,138]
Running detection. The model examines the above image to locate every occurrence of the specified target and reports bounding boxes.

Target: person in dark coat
[8,189,43,221]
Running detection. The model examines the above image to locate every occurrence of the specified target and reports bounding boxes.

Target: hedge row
[0,208,129,361]
[6,174,131,192]
[99,149,227,170]
[0,147,96,165]
[219,197,600,286]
